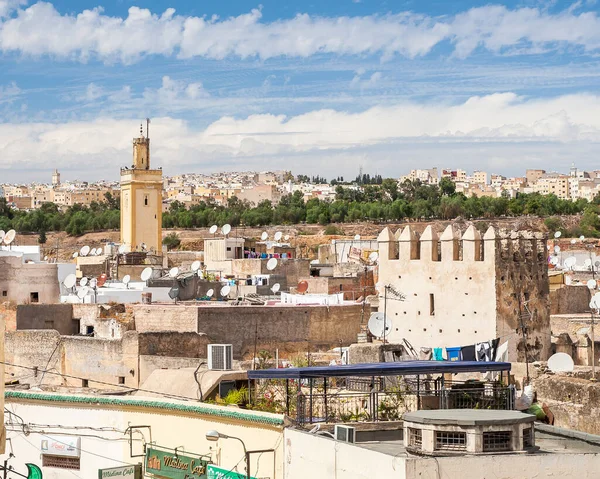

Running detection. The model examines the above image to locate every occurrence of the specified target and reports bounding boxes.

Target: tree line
[2,181,600,237]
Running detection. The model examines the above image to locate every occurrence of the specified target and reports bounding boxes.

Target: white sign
[41,436,81,457]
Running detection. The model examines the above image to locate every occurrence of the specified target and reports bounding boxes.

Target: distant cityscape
[1,163,598,212]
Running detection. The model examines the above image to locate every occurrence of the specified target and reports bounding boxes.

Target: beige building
[526,169,546,185]
[120,126,163,253]
[534,174,570,199]
[376,225,551,362]
[0,253,60,304]
[471,170,488,185]
[51,169,60,186]
[237,184,281,205]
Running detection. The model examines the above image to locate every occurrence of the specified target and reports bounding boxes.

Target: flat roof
[248,360,511,380]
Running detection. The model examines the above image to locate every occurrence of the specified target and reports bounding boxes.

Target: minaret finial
[140,123,143,137]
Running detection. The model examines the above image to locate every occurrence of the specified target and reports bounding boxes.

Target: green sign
[207,465,256,479]
[98,464,142,479]
[26,464,43,479]
[145,447,209,479]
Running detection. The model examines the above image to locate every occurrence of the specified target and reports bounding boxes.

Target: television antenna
[80,245,90,257]
[222,224,231,236]
[3,229,16,245]
[209,225,218,235]
[122,275,131,289]
[141,267,153,282]
[220,285,231,297]
[261,232,268,241]
[271,283,280,294]
[274,231,282,242]
[266,258,278,271]
[169,267,179,278]
[191,260,201,272]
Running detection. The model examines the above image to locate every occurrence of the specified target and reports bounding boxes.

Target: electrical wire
[0,360,208,403]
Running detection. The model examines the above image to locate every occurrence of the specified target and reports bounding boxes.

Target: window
[42,455,80,470]
[82,379,89,388]
[118,376,125,385]
[44,320,54,329]
[435,431,466,451]
[483,431,512,452]
[30,292,39,303]
[86,326,94,335]
[408,428,422,449]
[2,291,7,297]
[429,294,435,316]
[144,194,149,206]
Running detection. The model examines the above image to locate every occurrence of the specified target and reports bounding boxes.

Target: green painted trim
[5,391,284,427]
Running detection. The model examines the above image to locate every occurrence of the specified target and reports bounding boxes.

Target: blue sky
[1,0,600,182]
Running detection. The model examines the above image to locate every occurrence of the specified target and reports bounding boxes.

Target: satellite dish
[587,279,597,290]
[554,245,561,254]
[140,242,147,251]
[97,248,104,256]
[284,234,290,241]
[122,274,131,285]
[261,232,268,241]
[596,261,600,268]
[169,267,179,278]
[72,252,79,258]
[220,285,231,297]
[191,260,201,272]
[222,224,231,236]
[547,352,574,373]
[141,267,153,282]
[97,274,107,287]
[271,283,281,293]
[368,312,391,339]
[585,258,593,267]
[209,225,218,234]
[77,287,88,300]
[80,245,90,257]
[571,239,577,245]
[274,231,282,241]
[63,274,77,289]
[118,245,126,254]
[564,257,577,269]
[369,251,379,263]
[266,258,278,270]
[168,287,180,300]
[206,289,214,298]
[89,278,98,289]
[89,248,96,256]
[550,256,560,266]
[80,277,88,287]
[0,230,4,242]
[310,259,319,265]
[580,235,586,241]
[297,280,309,294]
[354,234,360,240]
[4,229,16,245]
[554,231,561,239]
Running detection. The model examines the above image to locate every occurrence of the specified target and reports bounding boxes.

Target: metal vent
[523,426,535,449]
[208,344,233,370]
[42,455,81,470]
[435,431,466,451]
[483,431,512,452]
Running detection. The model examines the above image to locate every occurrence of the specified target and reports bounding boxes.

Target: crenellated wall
[377,225,550,361]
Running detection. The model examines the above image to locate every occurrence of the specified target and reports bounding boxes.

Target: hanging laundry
[476,342,492,362]
[433,348,444,361]
[419,347,433,360]
[460,344,476,361]
[491,338,499,361]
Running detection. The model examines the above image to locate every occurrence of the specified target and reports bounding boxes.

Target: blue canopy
[248,360,511,380]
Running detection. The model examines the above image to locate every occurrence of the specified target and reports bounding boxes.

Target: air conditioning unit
[208,344,233,371]
[334,425,356,443]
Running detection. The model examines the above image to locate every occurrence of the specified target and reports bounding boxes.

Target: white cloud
[1,3,600,62]
[2,92,600,182]
[350,71,383,89]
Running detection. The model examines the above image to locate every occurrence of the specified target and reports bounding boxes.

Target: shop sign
[40,436,81,457]
[145,447,209,479]
[98,464,142,479]
[207,465,249,479]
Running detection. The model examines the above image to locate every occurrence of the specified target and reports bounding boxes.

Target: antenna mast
[146,118,150,139]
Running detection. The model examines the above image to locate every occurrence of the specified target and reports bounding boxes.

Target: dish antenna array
[368,312,392,340]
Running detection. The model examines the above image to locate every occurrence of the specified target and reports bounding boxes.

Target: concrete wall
[133,304,199,332]
[5,392,283,479]
[16,304,77,335]
[0,254,60,304]
[5,330,63,386]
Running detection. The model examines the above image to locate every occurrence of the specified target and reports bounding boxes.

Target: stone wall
[132,304,199,332]
[17,304,77,334]
[0,255,60,304]
[550,285,591,315]
[5,330,63,386]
